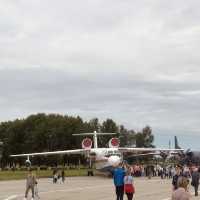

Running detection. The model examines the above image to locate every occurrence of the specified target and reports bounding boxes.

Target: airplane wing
[126,152,160,158]
[10,149,89,158]
[118,147,184,153]
[73,133,116,136]
[120,148,184,159]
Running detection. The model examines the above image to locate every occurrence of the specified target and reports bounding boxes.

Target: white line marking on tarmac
[40,184,112,194]
[3,195,18,200]
[2,184,112,200]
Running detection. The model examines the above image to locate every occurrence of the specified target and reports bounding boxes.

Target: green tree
[135,126,154,147]
[0,114,155,166]
[99,119,119,147]
[119,125,136,147]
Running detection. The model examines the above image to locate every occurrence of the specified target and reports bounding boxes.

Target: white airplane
[10,131,184,172]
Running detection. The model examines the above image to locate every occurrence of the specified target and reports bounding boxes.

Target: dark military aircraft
[175,136,200,165]
[125,136,200,166]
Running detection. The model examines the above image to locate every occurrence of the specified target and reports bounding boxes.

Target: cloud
[0,68,200,136]
[0,0,200,141]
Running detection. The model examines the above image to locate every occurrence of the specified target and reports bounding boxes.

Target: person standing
[191,165,200,196]
[34,181,40,199]
[124,169,135,200]
[53,169,57,183]
[172,165,182,190]
[172,176,191,200]
[61,169,65,183]
[113,162,126,200]
[53,171,58,184]
[24,169,36,200]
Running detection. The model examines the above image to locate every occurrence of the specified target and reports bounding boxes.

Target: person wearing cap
[113,162,126,200]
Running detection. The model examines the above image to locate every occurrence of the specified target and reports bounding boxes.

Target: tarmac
[0,176,200,200]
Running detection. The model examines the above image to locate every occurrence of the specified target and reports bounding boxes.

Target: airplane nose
[108,155,121,167]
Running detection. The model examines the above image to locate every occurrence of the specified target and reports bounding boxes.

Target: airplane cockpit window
[105,150,121,157]
[108,150,113,154]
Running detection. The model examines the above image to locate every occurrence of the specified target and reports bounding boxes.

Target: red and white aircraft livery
[10,131,183,172]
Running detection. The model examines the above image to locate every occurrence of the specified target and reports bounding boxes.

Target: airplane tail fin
[175,136,181,149]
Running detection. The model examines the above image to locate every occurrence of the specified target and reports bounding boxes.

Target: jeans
[115,185,124,200]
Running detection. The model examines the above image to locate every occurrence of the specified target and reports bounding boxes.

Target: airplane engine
[109,138,120,148]
[108,155,121,167]
[25,159,31,167]
[82,138,93,150]
[160,151,169,160]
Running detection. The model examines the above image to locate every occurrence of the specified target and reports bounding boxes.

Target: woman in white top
[124,169,135,200]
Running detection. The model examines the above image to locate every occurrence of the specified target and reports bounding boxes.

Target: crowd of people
[128,164,174,178]
[23,163,200,200]
[113,162,200,200]
[126,164,194,180]
[172,165,200,199]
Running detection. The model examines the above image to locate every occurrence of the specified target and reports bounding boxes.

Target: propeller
[160,151,168,160]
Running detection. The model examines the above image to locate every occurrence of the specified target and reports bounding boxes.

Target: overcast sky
[0,0,200,148]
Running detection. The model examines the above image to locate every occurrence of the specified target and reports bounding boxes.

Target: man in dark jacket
[113,162,126,200]
[191,165,200,196]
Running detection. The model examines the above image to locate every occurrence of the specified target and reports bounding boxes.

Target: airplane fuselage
[89,148,122,171]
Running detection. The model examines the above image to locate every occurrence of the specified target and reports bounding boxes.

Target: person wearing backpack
[124,169,135,200]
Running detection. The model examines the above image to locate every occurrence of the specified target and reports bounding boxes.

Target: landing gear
[87,157,94,176]
[87,170,94,176]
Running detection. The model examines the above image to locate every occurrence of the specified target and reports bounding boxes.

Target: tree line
[0,113,154,167]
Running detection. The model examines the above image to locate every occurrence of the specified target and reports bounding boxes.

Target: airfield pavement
[0,176,200,200]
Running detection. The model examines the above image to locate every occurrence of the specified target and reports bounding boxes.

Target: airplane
[124,137,183,161]
[125,136,200,166]
[10,131,184,173]
[174,136,200,165]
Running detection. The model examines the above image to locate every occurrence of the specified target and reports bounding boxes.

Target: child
[124,169,135,200]
[34,181,40,199]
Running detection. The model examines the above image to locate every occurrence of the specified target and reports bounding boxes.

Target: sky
[0,0,200,149]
